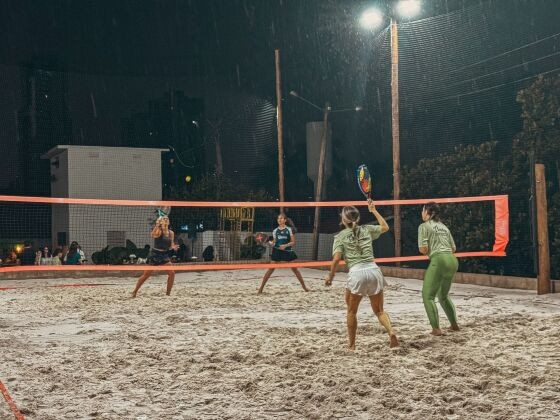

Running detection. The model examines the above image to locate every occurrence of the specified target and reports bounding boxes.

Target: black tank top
[154,232,172,250]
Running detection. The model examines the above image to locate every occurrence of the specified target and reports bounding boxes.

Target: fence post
[535,164,550,294]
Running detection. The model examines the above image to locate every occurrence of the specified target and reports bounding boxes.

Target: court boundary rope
[0,283,117,291]
[0,379,25,420]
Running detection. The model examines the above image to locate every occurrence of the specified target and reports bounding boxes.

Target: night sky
[0,0,559,198]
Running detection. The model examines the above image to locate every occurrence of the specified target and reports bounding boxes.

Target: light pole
[290,91,362,260]
[360,0,421,261]
[275,49,286,208]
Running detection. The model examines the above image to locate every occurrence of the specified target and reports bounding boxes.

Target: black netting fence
[0,0,558,278]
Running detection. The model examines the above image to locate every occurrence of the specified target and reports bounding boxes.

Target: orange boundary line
[46,283,115,288]
[0,194,507,207]
[0,252,505,273]
[0,379,25,420]
[0,283,116,291]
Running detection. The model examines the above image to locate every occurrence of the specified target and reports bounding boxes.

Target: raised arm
[368,199,389,233]
[151,223,162,238]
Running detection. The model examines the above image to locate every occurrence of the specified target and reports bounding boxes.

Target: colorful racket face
[254,232,269,245]
[356,164,372,199]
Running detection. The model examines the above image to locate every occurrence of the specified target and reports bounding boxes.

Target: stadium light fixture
[396,0,421,19]
[359,8,384,30]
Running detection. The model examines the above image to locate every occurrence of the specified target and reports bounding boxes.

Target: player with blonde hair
[325,199,399,349]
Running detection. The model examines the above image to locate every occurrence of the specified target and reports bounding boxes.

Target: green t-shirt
[332,224,382,269]
[418,220,456,258]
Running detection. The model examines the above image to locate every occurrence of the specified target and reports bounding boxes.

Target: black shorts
[148,249,171,265]
[271,248,297,262]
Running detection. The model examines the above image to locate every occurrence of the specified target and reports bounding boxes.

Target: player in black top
[132,215,178,298]
[258,213,308,294]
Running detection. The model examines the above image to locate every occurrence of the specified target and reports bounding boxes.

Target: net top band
[0,194,508,207]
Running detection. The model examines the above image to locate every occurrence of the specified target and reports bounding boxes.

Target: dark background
[1,0,558,198]
[0,0,559,275]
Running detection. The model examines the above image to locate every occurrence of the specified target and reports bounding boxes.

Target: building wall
[48,146,165,257]
[50,149,69,198]
[66,146,163,200]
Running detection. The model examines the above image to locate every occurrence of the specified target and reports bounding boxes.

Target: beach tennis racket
[254,232,274,246]
[158,206,172,217]
[254,232,268,245]
[356,164,372,199]
[148,206,172,225]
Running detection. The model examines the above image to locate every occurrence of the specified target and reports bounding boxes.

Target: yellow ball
[185,175,192,183]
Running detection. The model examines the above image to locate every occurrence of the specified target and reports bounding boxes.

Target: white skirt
[347,262,386,296]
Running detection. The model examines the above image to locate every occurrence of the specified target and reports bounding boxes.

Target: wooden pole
[275,49,286,209]
[535,164,550,294]
[529,154,538,274]
[390,19,401,263]
[311,103,330,260]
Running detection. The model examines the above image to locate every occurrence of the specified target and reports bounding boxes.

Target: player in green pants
[418,202,460,336]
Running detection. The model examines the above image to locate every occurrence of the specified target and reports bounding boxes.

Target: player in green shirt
[418,202,460,336]
[325,199,399,349]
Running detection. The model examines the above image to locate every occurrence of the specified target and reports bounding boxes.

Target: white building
[42,145,168,259]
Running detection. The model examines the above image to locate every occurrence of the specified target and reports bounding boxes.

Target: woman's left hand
[279,244,287,250]
[324,274,333,286]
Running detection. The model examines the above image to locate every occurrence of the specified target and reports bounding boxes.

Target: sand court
[1,268,560,419]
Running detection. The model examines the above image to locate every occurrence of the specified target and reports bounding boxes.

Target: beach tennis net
[0,195,508,272]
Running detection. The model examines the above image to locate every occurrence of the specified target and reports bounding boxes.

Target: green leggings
[422,252,459,329]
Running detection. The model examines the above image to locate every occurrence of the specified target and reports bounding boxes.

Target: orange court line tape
[0,194,507,207]
[46,283,116,288]
[0,252,505,273]
[0,379,25,420]
[0,283,116,291]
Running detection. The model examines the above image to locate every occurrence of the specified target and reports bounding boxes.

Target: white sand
[1,269,560,419]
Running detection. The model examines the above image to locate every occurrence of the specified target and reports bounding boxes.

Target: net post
[535,164,550,294]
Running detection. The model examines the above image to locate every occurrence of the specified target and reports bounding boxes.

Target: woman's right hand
[367,198,376,213]
[324,273,333,286]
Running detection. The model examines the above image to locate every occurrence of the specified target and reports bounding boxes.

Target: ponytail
[285,217,297,234]
[351,222,362,254]
[341,206,363,255]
